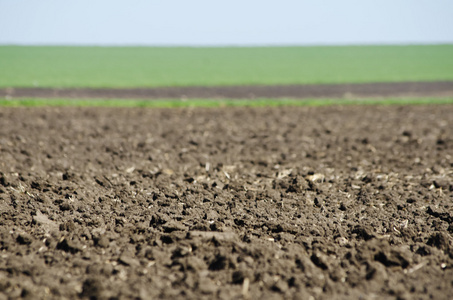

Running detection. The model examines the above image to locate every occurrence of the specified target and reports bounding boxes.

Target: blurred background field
[1,97,453,108]
[1,45,453,88]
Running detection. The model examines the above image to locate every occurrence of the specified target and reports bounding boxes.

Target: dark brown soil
[2,81,453,99]
[0,105,452,299]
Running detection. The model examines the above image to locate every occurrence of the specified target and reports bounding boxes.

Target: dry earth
[0,104,453,299]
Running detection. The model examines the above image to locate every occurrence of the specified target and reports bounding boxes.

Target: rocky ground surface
[0,105,452,299]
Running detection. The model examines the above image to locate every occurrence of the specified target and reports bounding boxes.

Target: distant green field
[1,45,452,88]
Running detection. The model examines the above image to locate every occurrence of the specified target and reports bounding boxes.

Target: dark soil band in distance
[2,81,453,99]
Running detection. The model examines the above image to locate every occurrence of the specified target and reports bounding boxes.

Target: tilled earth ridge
[0,105,452,299]
[2,81,453,99]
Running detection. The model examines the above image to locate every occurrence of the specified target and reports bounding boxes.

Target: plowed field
[1,105,452,299]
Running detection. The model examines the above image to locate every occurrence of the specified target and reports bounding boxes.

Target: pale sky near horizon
[1,0,453,46]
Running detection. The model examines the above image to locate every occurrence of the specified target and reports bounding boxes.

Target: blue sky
[1,0,452,46]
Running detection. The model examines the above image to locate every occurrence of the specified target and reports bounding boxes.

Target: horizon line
[1,41,453,48]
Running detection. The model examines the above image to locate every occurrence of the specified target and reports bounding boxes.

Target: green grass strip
[1,98,453,108]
